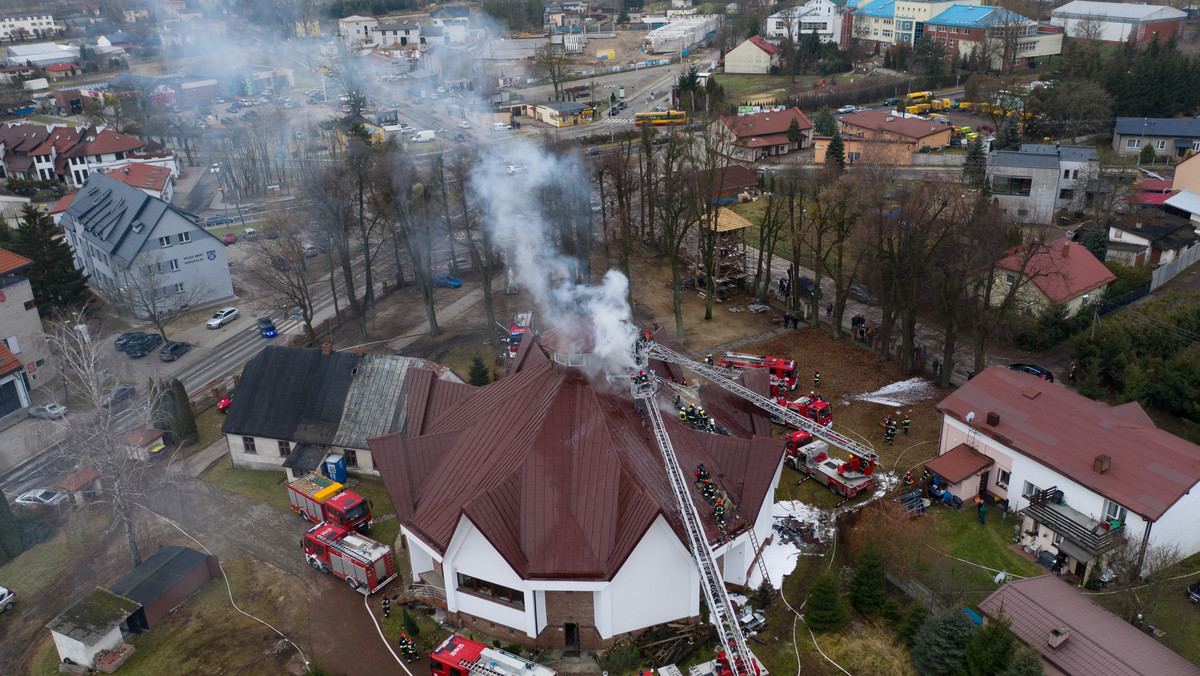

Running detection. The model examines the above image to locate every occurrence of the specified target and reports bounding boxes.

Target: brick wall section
[539,591,602,650]
[1137,19,1184,43]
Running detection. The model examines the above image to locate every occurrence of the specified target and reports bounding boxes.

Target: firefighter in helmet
[381,595,391,619]
[902,412,911,435]
[813,369,821,387]
[713,498,726,525]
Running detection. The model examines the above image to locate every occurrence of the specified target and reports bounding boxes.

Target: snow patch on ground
[748,501,835,590]
[845,377,938,408]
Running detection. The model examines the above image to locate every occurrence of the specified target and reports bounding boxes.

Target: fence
[1098,284,1151,318]
[910,153,966,166]
[1151,243,1200,291]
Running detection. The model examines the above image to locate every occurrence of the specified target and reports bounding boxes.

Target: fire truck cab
[506,312,534,358]
[430,634,558,676]
[719,351,797,390]
[774,394,831,427]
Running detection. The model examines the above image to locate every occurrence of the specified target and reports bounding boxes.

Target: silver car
[28,404,67,419]
[15,488,68,508]
[206,307,239,329]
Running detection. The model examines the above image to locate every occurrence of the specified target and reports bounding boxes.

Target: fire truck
[784,431,876,498]
[718,352,798,391]
[287,472,372,532]
[773,394,831,427]
[430,634,558,676]
[301,522,396,594]
[506,312,535,358]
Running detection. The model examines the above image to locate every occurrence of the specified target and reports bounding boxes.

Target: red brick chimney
[354,346,365,357]
[321,343,332,355]
[1061,242,1070,257]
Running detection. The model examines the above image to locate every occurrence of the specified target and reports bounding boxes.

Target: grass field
[201,462,293,513]
[712,74,797,104]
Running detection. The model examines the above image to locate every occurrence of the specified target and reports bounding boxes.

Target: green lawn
[920,506,1042,599]
[711,74,796,104]
[1092,553,1200,665]
[187,406,225,456]
[201,462,293,513]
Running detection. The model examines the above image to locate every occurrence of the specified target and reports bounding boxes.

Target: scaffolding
[642,15,720,54]
[692,207,751,302]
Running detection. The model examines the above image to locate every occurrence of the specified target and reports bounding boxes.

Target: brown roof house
[717,108,813,162]
[935,366,1200,582]
[370,329,783,651]
[838,109,953,152]
[992,238,1115,318]
[980,575,1200,676]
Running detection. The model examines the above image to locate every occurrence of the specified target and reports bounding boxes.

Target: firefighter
[921,466,931,481]
[813,369,821,387]
[701,479,716,501]
[705,354,714,365]
[381,595,390,619]
[679,407,688,422]
[881,415,894,438]
[902,412,911,435]
[713,498,725,525]
[696,465,710,482]
[903,470,914,486]
[401,634,418,662]
[698,408,708,425]
[884,426,895,446]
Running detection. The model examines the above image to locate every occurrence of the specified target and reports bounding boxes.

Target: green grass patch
[201,461,292,513]
[181,406,225,458]
[26,115,77,126]
[927,506,1042,585]
[0,509,104,603]
[712,74,794,104]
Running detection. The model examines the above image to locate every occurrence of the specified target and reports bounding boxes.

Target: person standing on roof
[713,498,725,525]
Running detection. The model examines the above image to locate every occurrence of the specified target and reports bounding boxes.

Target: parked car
[244,201,265,212]
[114,332,145,351]
[586,146,602,156]
[222,233,236,244]
[15,488,68,508]
[0,586,14,613]
[836,104,856,114]
[457,120,471,129]
[795,276,822,299]
[317,239,330,253]
[257,318,277,338]
[210,163,221,173]
[159,341,191,361]
[848,283,879,305]
[101,384,135,407]
[242,227,258,239]
[273,255,290,270]
[433,274,462,289]
[206,307,240,329]
[126,333,163,358]
[220,117,234,125]
[1189,579,1200,603]
[1008,363,1055,382]
[453,133,467,143]
[204,214,233,227]
[883,97,901,107]
[28,403,67,420]
[302,244,319,258]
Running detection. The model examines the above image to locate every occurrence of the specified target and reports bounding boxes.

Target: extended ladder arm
[636,342,878,463]
[631,375,759,676]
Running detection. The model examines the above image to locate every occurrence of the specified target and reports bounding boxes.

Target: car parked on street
[114,332,146,352]
[433,274,462,288]
[1008,363,1055,382]
[101,384,135,407]
[257,318,277,338]
[206,307,239,329]
[836,105,856,114]
[302,244,319,257]
[204,214,233,227]
[883,97,901,107]
[159,341,191,361]
[28,404,67,419]
[848,283,879,305]
[15,488,68,508]
[0,586,14,613]
[126,333,163,358]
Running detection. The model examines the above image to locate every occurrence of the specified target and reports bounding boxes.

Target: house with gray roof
[375,21,419,46]
[59,173,233,317]
[988,144,1098,224]
[1113,117,1200,160]
[221,344,467,477]
[47,587,140,669]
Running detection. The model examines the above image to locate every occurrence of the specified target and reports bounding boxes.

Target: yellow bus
[906,91,933,103]
[633,110,687,125]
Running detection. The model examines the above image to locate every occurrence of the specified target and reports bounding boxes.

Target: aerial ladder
[634,342,878,470]
[630,375,761,676]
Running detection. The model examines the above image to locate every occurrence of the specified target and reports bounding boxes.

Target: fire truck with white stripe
[302,522,396,595]
[718,352,797,391]
[430,634,558,676]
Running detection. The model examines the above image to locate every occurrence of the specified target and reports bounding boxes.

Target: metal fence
[1098,284,1151,318]
[1151,243,1200,291]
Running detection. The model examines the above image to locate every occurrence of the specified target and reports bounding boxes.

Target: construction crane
[629,374,761,676]
[636,341,878,465]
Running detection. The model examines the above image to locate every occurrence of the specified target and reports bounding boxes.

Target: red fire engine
[506,312,534,358]
[774,394,831,427]
[430,634,558,676]
[784,431,876,498]
[719,351,798,390]
[301,522,396,594]
[287,472,372,532]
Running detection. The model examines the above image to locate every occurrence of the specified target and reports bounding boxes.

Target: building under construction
[686,207,753,303]
[642,15,720,54]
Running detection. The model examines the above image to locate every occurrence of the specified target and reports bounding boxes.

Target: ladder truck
[629,375,762,676]
[635,342,879,497]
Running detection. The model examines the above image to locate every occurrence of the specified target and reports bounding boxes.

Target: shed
[46,587,140,668]
[57,467,101,506]
[281,443,328,481]
[107,546,219,631]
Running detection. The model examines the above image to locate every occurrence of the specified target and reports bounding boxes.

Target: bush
[15,508,56,550]
[1017,303,1092,352]
[848,542,887,614]
[467,353,491,386]
[881,598,902,626]
[896,603,928,647]
[402,608,420,636]
[602,645,642,673]
[803,572,847,632]
[910,610,977,676]
[1104,262,1151,299]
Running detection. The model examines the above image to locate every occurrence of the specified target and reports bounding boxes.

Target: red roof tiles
[747,35,781,56]
[103,163,171,192]
[49,193,76,214]
[925,443,993,483]
[0,342,22,376]
[84,129,145,156]
[938,366,1200,520]
[996,238,1116,304]
[0,247,33,275]
[723,108,813,141]
[840,109,951,141]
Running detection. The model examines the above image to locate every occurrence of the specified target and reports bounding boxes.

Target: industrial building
[641,15,719,54]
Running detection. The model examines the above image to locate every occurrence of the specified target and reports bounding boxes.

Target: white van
[242,227,258,239]
[411,130,436,143]
[492,122,511,131]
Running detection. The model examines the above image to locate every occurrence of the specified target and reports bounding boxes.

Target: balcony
[1020,487,1125,558]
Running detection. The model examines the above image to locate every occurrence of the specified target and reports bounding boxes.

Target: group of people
[781,312,802,330]
[630,370,651,387]
[850,315,873,343]
[879,412,912,445]
[777,277,791,299]
[397,633,420,663]
[680,404,713,430]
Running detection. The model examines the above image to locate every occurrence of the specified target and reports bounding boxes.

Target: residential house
[935,366,1200,580]
[992,238,1114,317]
[717,107,813,162]
[980,576,1200,676]
[695,164,759,202]
[1051,0,1185,44]
[838,109,952,149]
[59,174,234,315]
[1165,191,1200,224]
[0,63,34,83]
[4,42,77,68]
[534,101,594,127]
[375,21,419,47]
[338,15,378,47]
[766,0,847,45]
[0,13,62,42]
[430,5,471,43]
[1172,151,1200,193]
[43,62,78,80]
[987,150,1059,224]
[924,5,1062,69]
[0,247,52,415]
[221,345,463,478]
[724,36,782,74]
[1112,117,1200,160]
[814,134,917,165]
[28,124,86,182]
[103,163,174,203]
[63,128,179,188]
[1130,177,1174,207]
[369,332,782,649]
[1018,143,1099,214]
[1106,213,1199,267]
[0,122,69,180]
[420,25,447,46]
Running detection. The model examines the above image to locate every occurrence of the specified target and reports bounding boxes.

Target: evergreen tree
[962,615,1018,675]
[1139,143,1157,165]
[0,492,23,562]
[963,137,989,194]
[911,610,978,676]
[897,603,929,647]
[468,353,491,386]
[1081,227,1108,263]
[12,204,88,309]
[999,646,1045,676]
[994,120,1020,151]
[881,598,902,626]
[402,607,420,636]
[617,7,629,24]
[813,106,839,137]
[786,118,804,147]
[826,132,846,173]
[803,572,847,632]
[848,542,887,614]
[0,215,13,250]
[171,378,198,444]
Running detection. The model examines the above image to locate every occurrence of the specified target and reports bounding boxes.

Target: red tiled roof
[49,193,76,214]
[740,132,792,148]
[82,129,145,156]
[0,342,22,376]
[58,467,100,492]
[723,108,813,141]
[937,366,1200,521]
[694,164,758,194]
[980,576,1200,676]
[1134,179,1171,192]
[0,122,52,154]
[840,109,950,141]
[1131,192,1172,205]
[371,334,782,581]
[0,247,33,275]
[103,163,171,192]
[926,443,993,484]
[747,35,781,56]
[44,63,77,72]
[30,126,84,158]
[996,238,1116,304]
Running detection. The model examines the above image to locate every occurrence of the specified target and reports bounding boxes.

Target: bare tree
[1100,538,1183,624]
[532,43,570,102]
[654,135,699,339]
[451,150,503,351]
[96,251,213,341]
[243,215,321,345]
[805,176,866,334]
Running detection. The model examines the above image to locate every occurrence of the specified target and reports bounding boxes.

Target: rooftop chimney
[354,346,365,357]
[1048,627,1070,650]
[986,411,1000,426]
[1093,454,1111,474]
[1061,242,1070,257]
[321,342,332,356]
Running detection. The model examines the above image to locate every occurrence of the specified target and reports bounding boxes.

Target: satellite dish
[966,411,976,423]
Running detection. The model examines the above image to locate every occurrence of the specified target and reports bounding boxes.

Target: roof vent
[986,411,1000,426]
[1093,454,1111,474]
[1061,242,1070,257]
[354,346,365,357]
[321,342,332,356]
[1048,626,1070,650]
